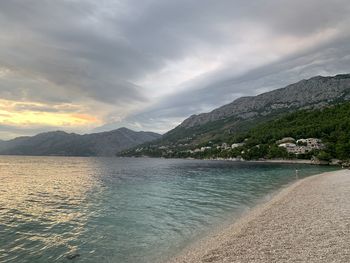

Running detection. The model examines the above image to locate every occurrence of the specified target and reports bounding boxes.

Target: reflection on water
[0,157,97,262]
[0,156,336,263]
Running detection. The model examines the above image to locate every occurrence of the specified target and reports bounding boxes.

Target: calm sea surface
[0,156,336,263]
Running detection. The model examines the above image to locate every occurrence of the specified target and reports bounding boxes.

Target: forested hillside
[120,102,350,163]
[237,102,350,160]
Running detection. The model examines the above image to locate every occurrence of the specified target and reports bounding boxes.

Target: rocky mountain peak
[179,74,350,128]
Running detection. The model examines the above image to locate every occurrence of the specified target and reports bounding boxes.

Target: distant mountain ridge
[180,74,350,128]
[3,74,350,157]
[0,128,161,156]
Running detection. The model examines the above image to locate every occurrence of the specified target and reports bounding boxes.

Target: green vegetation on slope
[241,102,350,160]
[120,102,350,163]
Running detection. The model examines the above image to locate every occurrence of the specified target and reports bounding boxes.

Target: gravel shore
[168,169,350,263]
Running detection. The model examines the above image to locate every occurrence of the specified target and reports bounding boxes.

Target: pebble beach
[169,169,350,263]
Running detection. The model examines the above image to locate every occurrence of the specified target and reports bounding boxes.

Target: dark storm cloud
[0,0,150,104]
[0,0,349,137]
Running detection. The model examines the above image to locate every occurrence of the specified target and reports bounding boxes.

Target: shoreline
[167,169,350,263]
[206,158,314,165]
[127,155,347,167]
[202,158,340,166]
[0,155,345,167]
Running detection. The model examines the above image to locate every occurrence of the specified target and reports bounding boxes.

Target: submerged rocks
[66,253,80,260]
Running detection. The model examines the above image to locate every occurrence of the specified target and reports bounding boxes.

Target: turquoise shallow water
[0,156,336,263]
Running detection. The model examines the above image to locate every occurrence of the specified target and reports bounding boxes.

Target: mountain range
[0,128,161,156]
[1,73,350,158]
[180,74,350,128]
[121,73,350,156]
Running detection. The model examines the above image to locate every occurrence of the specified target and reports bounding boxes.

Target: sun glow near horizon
[0,99,100,128]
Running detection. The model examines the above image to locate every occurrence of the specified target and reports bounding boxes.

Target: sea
[0,156,337,263]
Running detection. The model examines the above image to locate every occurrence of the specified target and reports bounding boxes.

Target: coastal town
[187,137,325,155]
[134,136,333,164]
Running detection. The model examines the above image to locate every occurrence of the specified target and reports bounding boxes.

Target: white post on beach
[295,169,299,180]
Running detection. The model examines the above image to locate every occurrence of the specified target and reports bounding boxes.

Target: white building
[279,138,325,154]
[200,146,211,152]
[276,137,296,145]
[231,143,244,149]
[221,143,229,149]
[297,138,324,149]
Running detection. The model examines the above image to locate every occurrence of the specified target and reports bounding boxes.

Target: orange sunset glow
[0,99,99,127]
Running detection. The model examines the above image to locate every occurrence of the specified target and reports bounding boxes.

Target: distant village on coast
[133,136,345,166]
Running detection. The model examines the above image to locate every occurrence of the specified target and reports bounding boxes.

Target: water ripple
[0,156,336,263]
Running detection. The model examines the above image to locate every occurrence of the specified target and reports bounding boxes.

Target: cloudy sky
[0,0,349,139]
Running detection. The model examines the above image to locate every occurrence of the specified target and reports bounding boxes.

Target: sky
[0,0,350,139]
